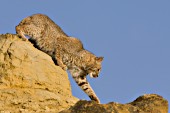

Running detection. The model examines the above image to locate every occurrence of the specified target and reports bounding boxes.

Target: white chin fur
[89,73,93,78]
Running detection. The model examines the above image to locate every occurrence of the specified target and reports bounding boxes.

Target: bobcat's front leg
[70,69,100,103]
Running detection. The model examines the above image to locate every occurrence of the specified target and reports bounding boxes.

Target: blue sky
[0,0,169,108]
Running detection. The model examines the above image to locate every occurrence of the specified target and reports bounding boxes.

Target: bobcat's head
[87,57,104,78]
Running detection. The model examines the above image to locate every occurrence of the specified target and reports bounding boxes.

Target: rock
[0,34,78,113]
[130,94,168,113]
[0,34,168,113]
[60,94,168,113]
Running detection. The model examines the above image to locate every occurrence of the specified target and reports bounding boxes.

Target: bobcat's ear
[95,57,104,62]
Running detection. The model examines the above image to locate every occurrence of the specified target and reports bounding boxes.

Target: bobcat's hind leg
[54,51,67,71]
[16,25,28,41]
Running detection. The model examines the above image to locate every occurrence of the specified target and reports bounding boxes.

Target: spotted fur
[16,14,103,103]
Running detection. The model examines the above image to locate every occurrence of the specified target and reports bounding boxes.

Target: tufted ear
[95,57,104,62]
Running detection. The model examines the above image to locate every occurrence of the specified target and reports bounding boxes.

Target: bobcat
[16,14,103,103]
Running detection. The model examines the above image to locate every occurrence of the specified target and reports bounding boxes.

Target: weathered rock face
[0,34,168,113]
[0,34,78,112]
[60,94,168,113]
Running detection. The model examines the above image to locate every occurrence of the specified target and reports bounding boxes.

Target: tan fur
[16,14,103,103]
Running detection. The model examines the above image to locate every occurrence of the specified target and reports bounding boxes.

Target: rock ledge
[0,34,168,113]
[61,94,168,113]
[0,34,78,113]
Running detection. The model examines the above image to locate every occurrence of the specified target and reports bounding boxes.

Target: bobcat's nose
[93,74,98,78]
[89,73,99,78]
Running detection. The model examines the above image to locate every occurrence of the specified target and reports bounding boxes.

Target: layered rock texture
[0,34,168,113]
[0,34,78,112]
[61,94,168,113]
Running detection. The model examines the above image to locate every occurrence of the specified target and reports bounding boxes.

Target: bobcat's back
[16,14,67,39]
[16,14,103,103]
[16,14,84,55]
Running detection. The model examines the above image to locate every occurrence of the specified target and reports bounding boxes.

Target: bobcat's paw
[94,98,100,104]
[17,35,28,41]
[90,96,100,104]
[61,65,68,71]
[20,37,28,41]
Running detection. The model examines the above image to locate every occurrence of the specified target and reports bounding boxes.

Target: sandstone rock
[0,34,78,113]
[0,34,168,113]
[60,94,168,113]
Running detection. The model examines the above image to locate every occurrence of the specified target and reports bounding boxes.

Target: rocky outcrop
[60,94,168,113]
[0,34,168,113]
[0,34,78,112]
